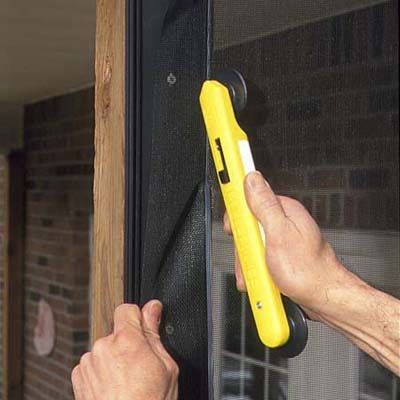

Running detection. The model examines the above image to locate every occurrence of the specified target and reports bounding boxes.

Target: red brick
[22,88,93,398]
[308,169,346,189]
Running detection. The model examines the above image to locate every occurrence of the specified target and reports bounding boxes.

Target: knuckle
[258,195,280,212]
[236,281,246,292]
[71,365,80,383]
[223,213,231,233]
[171,360,179,378]
[162,353,179,378]
[92,336,110,356]
[165,357,175,372]
[115,329,144,349]
[114,303,141,320]
[113,304,143,334]
[115,330,132,346]
[79,352,91,367]
[144,329,161,342]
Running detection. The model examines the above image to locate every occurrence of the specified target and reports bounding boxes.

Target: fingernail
[264,179,271,188]
[246,171,264,189]
[149,301,162,324]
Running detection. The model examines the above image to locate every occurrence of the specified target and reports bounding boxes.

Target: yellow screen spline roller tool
[200,70,308,358]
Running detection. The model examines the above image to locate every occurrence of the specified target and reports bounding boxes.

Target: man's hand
[224,170,351,317]
[71,301,179,400]
[225,171,400,375]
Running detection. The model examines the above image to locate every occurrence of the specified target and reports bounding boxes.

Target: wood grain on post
[92,0,125,342]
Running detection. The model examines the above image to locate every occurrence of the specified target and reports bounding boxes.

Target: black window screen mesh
[209,1,399,399]
[137,1,209,399]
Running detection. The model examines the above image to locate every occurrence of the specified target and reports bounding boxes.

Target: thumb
[142,300,163,336]
[142,300,177,371]
[244,171,286,233]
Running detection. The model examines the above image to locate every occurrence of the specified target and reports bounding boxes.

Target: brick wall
[213,1,399,232]
[23,88,94,400]
[0,155,7,397]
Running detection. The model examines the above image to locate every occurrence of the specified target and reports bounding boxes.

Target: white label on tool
[259,222,266,245]
[238,140,266,246]
[238,140,256,174]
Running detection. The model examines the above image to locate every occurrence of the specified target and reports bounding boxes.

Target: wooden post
[91,0,126,342]
[2,152,25,400]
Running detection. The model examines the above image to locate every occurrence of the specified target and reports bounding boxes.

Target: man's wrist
[310,258,367,323]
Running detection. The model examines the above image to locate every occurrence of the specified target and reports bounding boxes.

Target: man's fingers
[223,212,232,235]
[244,171,286,233]
[142,300,162,336]
[234,250,246,292]
[77,352,96,400]
[113,303,142,334]
[142,300,179,375]
[224,214,244,290]
[71,366,85,400]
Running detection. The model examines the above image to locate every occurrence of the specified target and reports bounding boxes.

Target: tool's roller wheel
[213,69,248,114]
[274,296,308,358]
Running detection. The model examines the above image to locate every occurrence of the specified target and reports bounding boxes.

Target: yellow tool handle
[200,80,290,347]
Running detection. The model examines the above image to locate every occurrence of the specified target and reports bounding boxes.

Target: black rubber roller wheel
[213,69,248,115]
[273,296,308,358]
[214,69,268,127]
